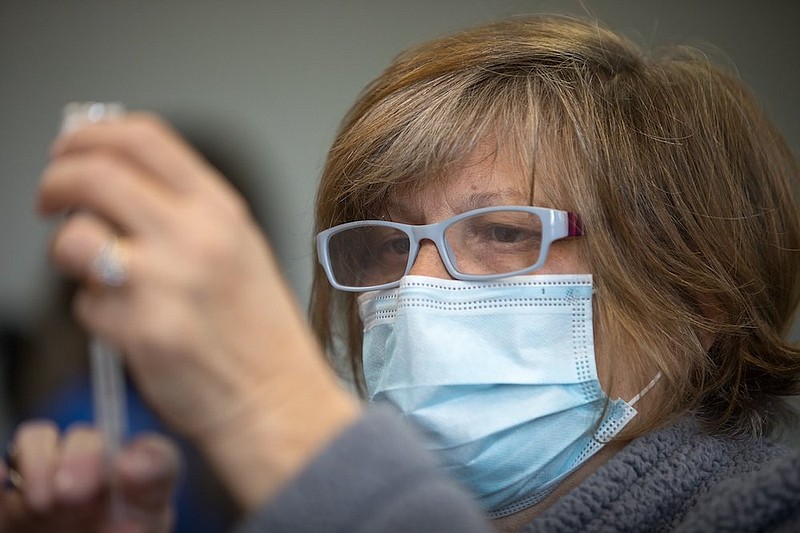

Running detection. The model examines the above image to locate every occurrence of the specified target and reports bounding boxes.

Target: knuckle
[193,232,242,277]
[130,111,167,130]
[42,152,123,208]
[185,198,254,267]
[81,151,124,181]
[130,307,183,355]
[179,216,233,266]
[127,113,171,147]
[220,190,251,221]
[65,152,127,204]
[134,332,182,367]
[48,213,104,276]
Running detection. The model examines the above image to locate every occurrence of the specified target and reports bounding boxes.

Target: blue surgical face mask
[359,274,659,518]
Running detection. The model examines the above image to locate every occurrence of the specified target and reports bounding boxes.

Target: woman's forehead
[384,144,553,220]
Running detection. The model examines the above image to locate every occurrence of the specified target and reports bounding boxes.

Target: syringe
[61,102,129,521]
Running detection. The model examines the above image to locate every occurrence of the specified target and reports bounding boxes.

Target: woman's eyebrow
[382,200,423,221]
[463,189,528,210]
[383,188,529,221]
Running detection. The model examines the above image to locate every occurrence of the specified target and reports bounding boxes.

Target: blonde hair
[310,15,800,437]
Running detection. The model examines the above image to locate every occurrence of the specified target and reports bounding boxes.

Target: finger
[49,211,135,288]
[37,150,173,235]
[117,434,180,516]
[12,420,60,512]
[52,425,105,506]
[50,112,222,195]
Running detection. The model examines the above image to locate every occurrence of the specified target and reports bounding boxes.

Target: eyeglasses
[316,206,584,292]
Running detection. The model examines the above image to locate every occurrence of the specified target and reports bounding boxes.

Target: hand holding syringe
[61,102,129,521]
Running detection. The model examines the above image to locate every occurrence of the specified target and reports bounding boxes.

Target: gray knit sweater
[236,407,800,532]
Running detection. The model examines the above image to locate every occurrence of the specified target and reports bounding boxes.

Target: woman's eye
[487,225,528,243]
[383,237,410,256]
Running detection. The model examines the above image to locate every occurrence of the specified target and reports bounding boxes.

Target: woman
[3,15,799,532]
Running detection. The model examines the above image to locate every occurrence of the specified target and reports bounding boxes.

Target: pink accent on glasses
[568,212,585,237]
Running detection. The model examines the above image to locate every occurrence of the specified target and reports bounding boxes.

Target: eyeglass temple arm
[567,212,585,237]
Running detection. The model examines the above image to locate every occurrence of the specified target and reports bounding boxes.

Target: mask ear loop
[628,372,662,406]
[591,372,663,446]
[585,285,661,408]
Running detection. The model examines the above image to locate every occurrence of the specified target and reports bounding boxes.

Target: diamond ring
[91,237,130,288]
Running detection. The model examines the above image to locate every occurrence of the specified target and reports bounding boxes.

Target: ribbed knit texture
[237,409,800,532]
[533,417,800,532]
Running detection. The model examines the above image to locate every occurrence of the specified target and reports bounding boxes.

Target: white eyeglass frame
[316,205,584,292]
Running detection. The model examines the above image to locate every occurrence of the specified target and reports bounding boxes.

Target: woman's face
[386,143,588,280]
[383,142,644,402]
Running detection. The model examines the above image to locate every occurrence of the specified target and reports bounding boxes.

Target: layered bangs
[317,70,544,226]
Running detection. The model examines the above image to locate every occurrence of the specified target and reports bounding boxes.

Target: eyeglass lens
[326,210,544,288]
